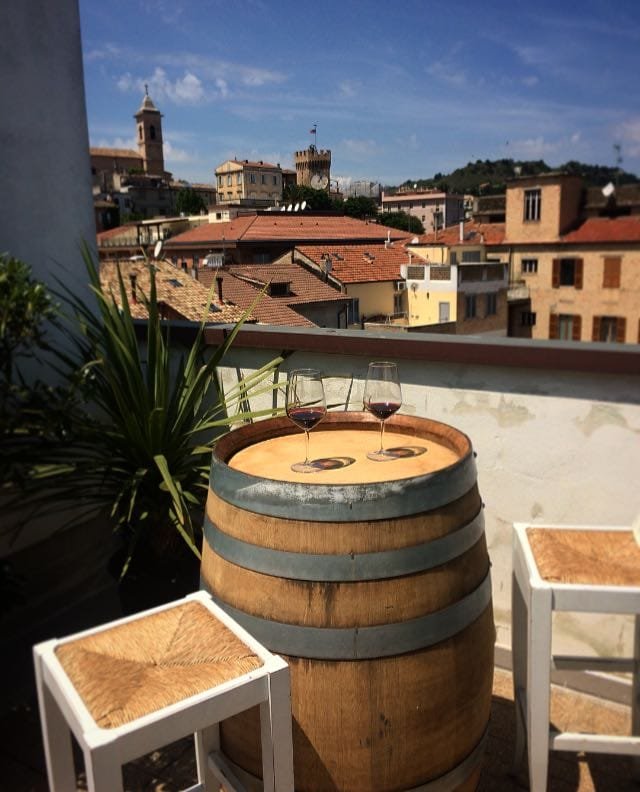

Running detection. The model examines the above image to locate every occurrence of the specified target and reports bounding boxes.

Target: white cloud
[506,136,560,158]
[426,60,468,87]
[522,75,539,87]
[95,135,138,150]
[215,78,229,98]
[616,117,640,157]
[338,80,359,98]
[163,140,192,163]
[341,138,379,160]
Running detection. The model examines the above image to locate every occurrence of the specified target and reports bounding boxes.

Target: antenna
[602,182,615,198]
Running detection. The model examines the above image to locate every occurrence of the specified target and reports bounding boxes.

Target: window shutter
[574,258,583,290]
[549,313,559,339]
[603,257,621,288]
[572,314,582,341]
[616,317,626,343]
[592,316,601,342]
[552,259,560,288]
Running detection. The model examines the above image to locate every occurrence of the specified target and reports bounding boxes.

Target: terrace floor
[2,666,636,791]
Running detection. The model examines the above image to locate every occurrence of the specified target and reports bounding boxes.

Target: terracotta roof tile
[90,147,142,160]
[295,243,426,284]
[228,263,347,305]
[416,221,506,246]
[197,269,315,327]
[560,216,640,244]
[99,259,249,324]
[164,215,410,247]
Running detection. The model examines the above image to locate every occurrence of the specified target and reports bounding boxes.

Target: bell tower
[134,86,165,176]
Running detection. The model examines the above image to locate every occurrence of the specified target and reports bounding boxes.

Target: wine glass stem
[304,429,310,463]
[378,419,385,453]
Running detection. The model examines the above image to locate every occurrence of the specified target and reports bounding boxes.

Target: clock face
[310,173,322,188]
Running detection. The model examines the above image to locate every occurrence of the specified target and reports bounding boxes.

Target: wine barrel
[201,412,494,792]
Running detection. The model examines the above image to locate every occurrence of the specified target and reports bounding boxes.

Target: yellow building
[215,159,282,203]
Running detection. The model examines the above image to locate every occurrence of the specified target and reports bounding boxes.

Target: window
[226,174,232,186]
[347,298,360,324]
[593,316,625,343]
[485,293,497,316]
[522,258,538,274]
[552,258,583,289]
[149,125,156,140]
[273,175,278,185]
[250,173,256,184]
[524,189,541,221]
[549,313,581,341]
[521,311,536,327]
[433,211,443,229]
[439,302,450,322]
[218,176,223,188]
[236,173,242,185]
[261,174,267,185]
[393,292,404,314]
[465,295,477,319]
[407,265,425,279]
[603,257,621,288]
[138,125,143,140]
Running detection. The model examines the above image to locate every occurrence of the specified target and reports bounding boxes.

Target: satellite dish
[294,202,300,212]
[280,205,286,212]
[153,240,163,259]
[287,204,293,212]
[602,182,615,197]
[300,200,307,211]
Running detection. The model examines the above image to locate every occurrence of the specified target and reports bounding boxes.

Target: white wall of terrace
[207,325,640,702]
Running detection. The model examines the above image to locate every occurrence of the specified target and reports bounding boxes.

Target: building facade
[381,190,465,232]
[294,145,331,191]
[215,159,282,204]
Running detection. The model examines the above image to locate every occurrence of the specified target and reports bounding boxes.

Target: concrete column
[0,0,96,303]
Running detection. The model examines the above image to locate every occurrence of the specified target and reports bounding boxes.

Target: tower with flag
[295,125,331,191]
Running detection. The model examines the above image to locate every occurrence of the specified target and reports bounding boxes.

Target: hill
[387,159,639,196]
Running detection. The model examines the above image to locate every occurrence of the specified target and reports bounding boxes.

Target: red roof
[295,243,425,284]
[416,221,506,246]
[561,216,640,244]
[197,269,317,327]
[165,215,410,247]
[228,263,347,306]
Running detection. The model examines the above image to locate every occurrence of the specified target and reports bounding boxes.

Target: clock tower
[134,87,165,177]
[295,143,331,191]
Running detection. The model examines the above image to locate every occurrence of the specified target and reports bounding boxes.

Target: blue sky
[80,0,640,187]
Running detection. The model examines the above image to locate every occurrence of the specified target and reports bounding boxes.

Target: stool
[511,522,640,791]
[33,590,294,791]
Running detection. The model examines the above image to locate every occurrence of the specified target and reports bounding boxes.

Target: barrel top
[229,427,458,484]
[211,414,476,522]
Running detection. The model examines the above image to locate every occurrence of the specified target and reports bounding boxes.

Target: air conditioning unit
[395,280,406,291]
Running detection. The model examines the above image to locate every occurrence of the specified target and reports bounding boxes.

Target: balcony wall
[207,325,640,699]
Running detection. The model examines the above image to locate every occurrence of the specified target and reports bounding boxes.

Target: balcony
[2,326,639,790]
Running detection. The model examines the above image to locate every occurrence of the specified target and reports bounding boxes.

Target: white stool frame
[511,522,640,792]
[33,590,295,792]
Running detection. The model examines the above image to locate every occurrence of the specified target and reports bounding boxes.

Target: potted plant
[6,247,284,608]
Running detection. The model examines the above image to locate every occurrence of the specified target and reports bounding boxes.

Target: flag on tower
[310,126,317,135]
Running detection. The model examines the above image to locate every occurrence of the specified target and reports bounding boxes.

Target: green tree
[343,196,379,220]
[378,211,424,235]
[175,187,207,215]
[282,185,334,210]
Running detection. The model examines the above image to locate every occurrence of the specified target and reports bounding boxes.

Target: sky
[79,0,640,188]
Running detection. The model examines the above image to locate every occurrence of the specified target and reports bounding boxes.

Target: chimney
[181,261,188,272]
[129,273,137,304]
[216,275,224,302]
[459,220,464,242]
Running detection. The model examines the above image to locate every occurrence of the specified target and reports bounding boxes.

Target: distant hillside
[387,159,639,196]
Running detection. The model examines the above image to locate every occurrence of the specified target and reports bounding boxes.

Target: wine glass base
[291,461,323,473]
[366,450,398,462]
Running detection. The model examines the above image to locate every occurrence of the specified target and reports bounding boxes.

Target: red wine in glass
[363,362,402,461]
[286,369,326,472]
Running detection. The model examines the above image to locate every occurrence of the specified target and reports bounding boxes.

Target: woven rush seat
[512,523,640,792]
[34,591,294,792]
[526,527,640,587]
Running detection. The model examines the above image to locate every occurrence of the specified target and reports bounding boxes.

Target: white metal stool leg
[34,649,77,791]
[85,745,124,792]
[195,723,221,790]
[265,663,295,792]
[511,569,528,774]
[526,583,552,792]
[633,613,640,781]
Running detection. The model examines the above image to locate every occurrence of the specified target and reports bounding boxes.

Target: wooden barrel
[201,412,494,792]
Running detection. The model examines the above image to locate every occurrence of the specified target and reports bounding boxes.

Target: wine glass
[286,369,327,473]
[363,361,402,461]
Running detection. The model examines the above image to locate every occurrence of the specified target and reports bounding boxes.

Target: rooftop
[295,242,422,283]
